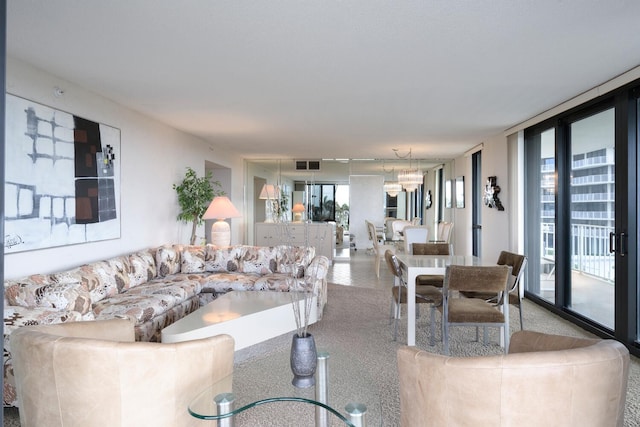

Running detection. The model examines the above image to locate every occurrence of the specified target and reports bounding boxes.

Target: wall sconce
[202,196,242,246]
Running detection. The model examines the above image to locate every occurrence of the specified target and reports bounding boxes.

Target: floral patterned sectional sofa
[2,244,330,407]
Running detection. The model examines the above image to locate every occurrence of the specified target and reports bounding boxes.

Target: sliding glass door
[568,108,615,328]
[525,82,639,354]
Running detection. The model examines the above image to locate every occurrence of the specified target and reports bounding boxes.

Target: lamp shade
[202,196,241,220]
[259,184,278,200]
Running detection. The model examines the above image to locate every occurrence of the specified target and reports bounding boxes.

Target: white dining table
[394,254,482,346]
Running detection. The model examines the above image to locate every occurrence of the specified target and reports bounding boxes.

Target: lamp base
[211,220,231,247]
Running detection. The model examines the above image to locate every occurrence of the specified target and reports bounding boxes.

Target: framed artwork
[455,176,465,208]
[444,180,452,208]
[4,94,121,253]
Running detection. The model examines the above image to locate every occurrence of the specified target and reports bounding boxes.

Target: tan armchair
[397,330,630,427]
[11,318,235,427]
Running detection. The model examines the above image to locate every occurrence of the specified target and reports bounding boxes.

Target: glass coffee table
[189,347,382,427]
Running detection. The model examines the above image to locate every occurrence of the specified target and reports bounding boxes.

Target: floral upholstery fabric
[155,245,182,277]
[127,277,202,301]
[128,250,157,287]
[205,245,243,272]
[276,245,316,277]
[240,245,279,274]
[4,281,91,315]
[73,261,120,304]
[103,255,132,292]
[199,272,260,293]
[92,293,179,324]
[180,246,206,273]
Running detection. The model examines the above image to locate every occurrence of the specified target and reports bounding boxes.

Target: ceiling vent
[295,160,321,171]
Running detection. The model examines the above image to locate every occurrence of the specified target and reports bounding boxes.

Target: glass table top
[189,345,382,426]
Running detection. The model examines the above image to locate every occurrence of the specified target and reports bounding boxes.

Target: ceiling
[7,1,640,178]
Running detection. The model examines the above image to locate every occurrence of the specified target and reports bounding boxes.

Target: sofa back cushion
[240,245,279,274]
[4,277,92,315]
[276,245,316,277]
[102,256,132,293]
[74,261,120,305]
[128,250,157,288]
[205,245,243,272]
[180,246,207,273]
[156,245,182,277]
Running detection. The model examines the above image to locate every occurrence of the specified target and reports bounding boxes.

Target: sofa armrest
[305,255,330,314]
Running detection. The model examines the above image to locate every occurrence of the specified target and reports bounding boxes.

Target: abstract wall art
[4,94,121,253]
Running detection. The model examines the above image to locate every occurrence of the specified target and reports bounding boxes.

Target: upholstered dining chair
[460,251,528,329]
[366,220,396,278]
[385,250,442,342]
[439,264,512,354]
[397,330,630,427]
[412,242,452,288]
[402,226,429,253]
[10,318,235,427]
[391,219,411,241]
[430,221,453,243]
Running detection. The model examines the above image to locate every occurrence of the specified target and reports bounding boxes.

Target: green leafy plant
[173,167,224,245]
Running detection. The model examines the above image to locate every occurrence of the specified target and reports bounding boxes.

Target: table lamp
[259,184,278,223]
[292,203,305,222]
[202,196,241,247]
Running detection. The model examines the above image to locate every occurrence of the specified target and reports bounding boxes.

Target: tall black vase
[290,333,317,388]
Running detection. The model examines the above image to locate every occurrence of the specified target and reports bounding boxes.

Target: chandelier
[395,148,423,192]
[383,181,402,197]
[381,160,403,197]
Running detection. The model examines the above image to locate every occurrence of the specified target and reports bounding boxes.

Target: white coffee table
[161,291,319,350]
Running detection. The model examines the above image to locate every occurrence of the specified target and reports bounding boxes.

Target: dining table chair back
[412,243,452,288]
[402,226,429,253]
[440,264,512,355]
[386,250,442,342]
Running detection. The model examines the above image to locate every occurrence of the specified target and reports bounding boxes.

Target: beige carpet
[4,284,640,426]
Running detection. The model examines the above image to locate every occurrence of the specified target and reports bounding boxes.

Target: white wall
[349,175,385,250]
[5,58,245,278]
[448,133,515,261]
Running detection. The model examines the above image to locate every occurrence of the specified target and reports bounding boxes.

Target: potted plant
[173,167,224,245]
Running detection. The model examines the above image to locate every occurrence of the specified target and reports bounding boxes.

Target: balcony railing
[541,222,614,282]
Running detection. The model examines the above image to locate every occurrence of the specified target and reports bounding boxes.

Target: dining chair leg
[375,256,381,278]
[429,306,436,346]
[443,317,450,355]
[392,287,403,341]
[518,302,524,330]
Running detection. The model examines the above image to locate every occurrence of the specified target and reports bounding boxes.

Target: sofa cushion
[276,245,316,277]
[127,277,202,301]
[240,245,278,274]
[198,272,260,293]
[92,293,178,324]
[156,245,182,277]
[74,261,120,304]
[4,281,92,315]
[253,273,299,292]
[205,245,243,272]
[128,250,157,287]
[181,246,206,273]
[103,255,132,292]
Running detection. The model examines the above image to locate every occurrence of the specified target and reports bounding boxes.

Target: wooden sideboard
[255,222,335,262]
